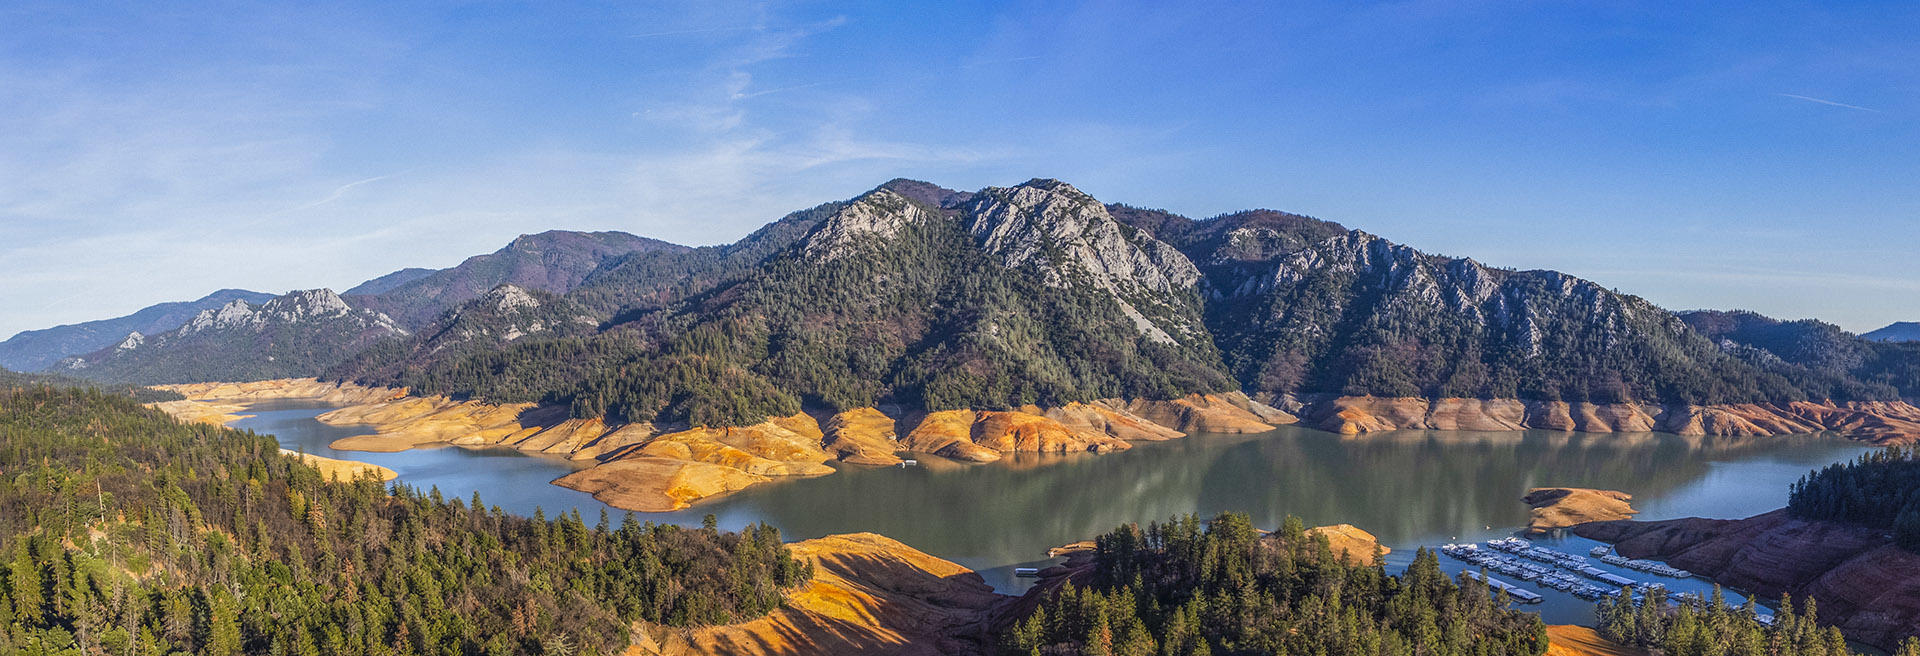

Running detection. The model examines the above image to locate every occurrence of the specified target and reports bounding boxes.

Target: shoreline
[147,378,1920,514]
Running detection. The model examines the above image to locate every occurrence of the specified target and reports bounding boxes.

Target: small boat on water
[1013,567,1041,577]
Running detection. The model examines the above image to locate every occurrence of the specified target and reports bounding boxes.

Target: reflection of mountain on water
[669,427,1868,570]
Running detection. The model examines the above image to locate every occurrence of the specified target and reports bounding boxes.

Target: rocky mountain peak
[801,188,934,260]
[483,284,541,313]
[962,179,1205,344]
[262,289,355,321]
[187,299,261,332]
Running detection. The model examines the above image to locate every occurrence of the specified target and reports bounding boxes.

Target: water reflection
[232,401,1871,622]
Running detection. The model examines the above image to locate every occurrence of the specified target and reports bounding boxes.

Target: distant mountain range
[1865,322,1920,343]
[58,289,408,383]
[35,178,1920,427]
[0,289,276,372]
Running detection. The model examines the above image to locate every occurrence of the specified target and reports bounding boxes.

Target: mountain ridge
[40,177,1920,441]
[1864,321,1920,343]
[60,288,407,384]
[0,288,276,371]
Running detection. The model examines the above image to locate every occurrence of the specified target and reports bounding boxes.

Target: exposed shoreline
[149,378,1293,512]
[1574,509,1920,651]
[1279,395,1920,444]
[1523,487,1638,534]
[695,527,1619,656]
[149,378,1920,514]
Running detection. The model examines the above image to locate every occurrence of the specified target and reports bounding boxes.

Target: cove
[231,399,1874,626]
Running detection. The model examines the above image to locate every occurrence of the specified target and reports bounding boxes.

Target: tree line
[0,385,809,655]
[1787,445,1920,551]
[1595,585,1919,656]
[999,512,1549,656]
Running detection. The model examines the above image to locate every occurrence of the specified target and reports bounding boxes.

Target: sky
[1,1,1916,339]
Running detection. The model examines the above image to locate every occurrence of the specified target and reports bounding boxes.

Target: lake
[232,400,1874,625]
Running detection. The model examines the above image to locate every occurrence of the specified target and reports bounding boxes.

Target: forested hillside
[1117,207,1908,406]
[1594,587,1874,656]
[59,290,406,385]
[349,230,687,328]
[0,289,274,372]
[0,385,809,655]
[332,181,1237,427]
[998,513,1548,656]
[0,367,182,402]
[35,178,1920,428]
[1682,310,1920,399]
[1788,445,1920,551]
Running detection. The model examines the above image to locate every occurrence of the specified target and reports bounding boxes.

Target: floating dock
[1463,570,1543,603]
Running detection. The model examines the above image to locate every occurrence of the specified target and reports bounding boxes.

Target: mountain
[330,179,1238,427]
[44,177,1916,434]
[1865,321,1920,343]
[332,284,599,390]
[328,177,1920,437]
[1680,310,1919,399]
[343,266,435,295]
[59,289,407,384]
[349,230,689,327]
[1115,207,1859,407]
[0,288,275,371]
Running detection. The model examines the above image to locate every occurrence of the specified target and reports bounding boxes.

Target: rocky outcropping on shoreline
[1282,395,1920,444]
[1523,488,1637,535]
[1574,509,1920,651]
[150,379,1296,512]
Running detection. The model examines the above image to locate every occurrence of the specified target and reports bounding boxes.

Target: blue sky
[1,1,1915,339]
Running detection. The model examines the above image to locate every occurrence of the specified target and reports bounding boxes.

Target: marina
[1442,537,1700,602]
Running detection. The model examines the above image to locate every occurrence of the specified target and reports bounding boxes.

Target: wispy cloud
[276,172,407,214]
[1777,93,1880,112]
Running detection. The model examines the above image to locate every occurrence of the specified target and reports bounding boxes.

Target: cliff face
[1575,510,1920,650]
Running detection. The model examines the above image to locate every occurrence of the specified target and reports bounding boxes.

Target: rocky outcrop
[1290,395,1920,444]
[634,533,1001,656]
[1575,510,1920,650]
[60,290,408,385]
[823,408,905,466]
[1042,402,1186,441]
[964,179,1207,345]
[1116,392,1291,434]
[1305,524,1391,566]
[901,410,1132,463]
[802,189,935,261]
[554,458,770,513]
[1523,488,1637,534]
[0,289,275,372]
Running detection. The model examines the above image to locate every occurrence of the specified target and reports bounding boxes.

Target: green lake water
[232,400,1873,626]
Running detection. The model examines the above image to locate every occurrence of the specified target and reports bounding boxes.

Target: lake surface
[231,400,1874,626]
